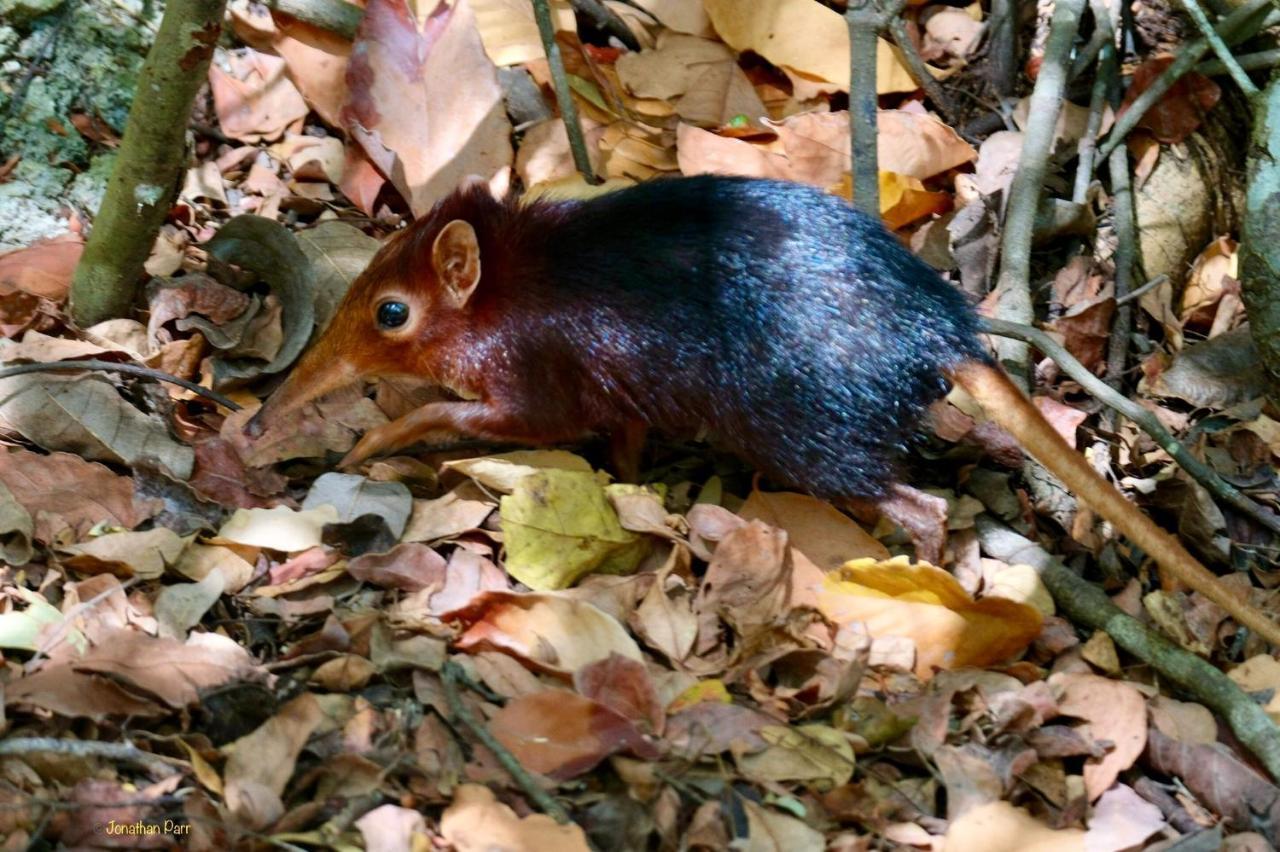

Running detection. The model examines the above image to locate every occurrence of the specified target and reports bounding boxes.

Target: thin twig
[0,360,242,411]
[532,0,599,184]
[1103,24,1137,402]
[1097,0,1277,163]
[989,0,1088,386]
[1072,49,1112,203]
[1175,0,1259,95]
[982,318,1280,536]
[0,738,182,776]
[1115,273,1168,306]
[975,515,1280,782]
[884,16,957,124]
[846,0,882,215]
[440,660,572,824]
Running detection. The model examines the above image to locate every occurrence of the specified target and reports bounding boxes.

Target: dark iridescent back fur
[409,176,989,499]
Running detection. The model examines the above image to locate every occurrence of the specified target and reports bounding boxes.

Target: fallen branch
[975,515,1280,782]
[0,360,242,411]
[440,660,571,824]
[988,0,1087,386]
[0,738,182,777]
[982,319,1280,537]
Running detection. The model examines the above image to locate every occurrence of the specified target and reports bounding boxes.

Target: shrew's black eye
[376,300,410,329]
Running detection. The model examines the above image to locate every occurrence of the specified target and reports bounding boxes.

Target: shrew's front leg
[340,400,543,467]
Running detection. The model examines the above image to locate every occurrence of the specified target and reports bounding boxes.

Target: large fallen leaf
[451,591,643,675]
[616,32,765,127]
[739,489,887,569]
[344,0,513,216]
[500,468,648,590]
[401,487,495,542]
[0,450,154,544]
[877,109,977,178]
[6,630,261,718]
[59,527,190,580]
[1050,672,1147,801]
[0,372,194,479]
[0,588,75,652]
[0,233,83,300]
[271,15,353,127]
[204,215,315,382]
[440,784,591,852]
[487,689,657,779]
[302,472,412,539]
[209,47,308,142]
[816,556,1043,678]
[223,693,326,829]
[703,0,914,93]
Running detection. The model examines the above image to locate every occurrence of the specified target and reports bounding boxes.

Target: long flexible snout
[242,349,358,438]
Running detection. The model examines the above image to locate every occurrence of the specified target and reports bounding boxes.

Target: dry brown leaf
[209,48,309,143]
[1119,56,1221,145]
[0,234,83,300]
[487,689,657,779]
[59,527,189,580]
[1051,672,1147,801]
[7,630,261,718]
[272,13,353,127]
[439,784,591,851]
[739,489,887,569]
[343,0,513,216]
[451,591,643,676]
[0,449,155,544]
[703,0,914,94]
[223,693,326,829]
[472,0,574,66]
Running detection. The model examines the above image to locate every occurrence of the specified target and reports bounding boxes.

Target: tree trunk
[69,0,226,326]
[1241,78,1280,402]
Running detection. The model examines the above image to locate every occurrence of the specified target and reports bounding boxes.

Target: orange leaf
[816,557,1042,678]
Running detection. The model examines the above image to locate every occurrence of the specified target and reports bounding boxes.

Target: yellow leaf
[668,679,732,713]
[879,171,951,230]
[817,556,1042,678]
[500,469,649,590]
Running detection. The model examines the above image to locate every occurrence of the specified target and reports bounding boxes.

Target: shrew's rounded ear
[432,219,481,307]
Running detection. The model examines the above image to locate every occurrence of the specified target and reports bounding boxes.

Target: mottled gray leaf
[0,373,194,479]
[303,472,412,539]
[204,215,315,383]
[296,220,380,332]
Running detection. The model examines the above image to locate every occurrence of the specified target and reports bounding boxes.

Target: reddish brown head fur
[244,186,496,437]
